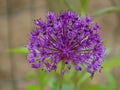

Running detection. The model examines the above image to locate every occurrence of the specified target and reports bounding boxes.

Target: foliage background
[0,0,120,90]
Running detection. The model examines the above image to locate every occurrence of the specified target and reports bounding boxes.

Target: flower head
[27,11,104,75]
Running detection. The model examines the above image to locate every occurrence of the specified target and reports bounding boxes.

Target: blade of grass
[104,70,117,90]
[103,56,120,70]
[92,6,120,17]
[79,0,88,16]
[7,47,28,54]
[77,72,90,86]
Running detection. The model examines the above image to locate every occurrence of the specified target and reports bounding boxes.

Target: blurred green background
[0,0,120,90]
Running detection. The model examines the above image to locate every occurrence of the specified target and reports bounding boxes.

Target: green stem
[59,61,64,90]
[36,69,43,90]
[59,73,63,90]
[73,71,78,90]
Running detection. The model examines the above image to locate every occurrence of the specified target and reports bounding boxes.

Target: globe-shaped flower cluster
[27,11,104,75]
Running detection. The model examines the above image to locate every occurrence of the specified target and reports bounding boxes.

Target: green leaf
[62,83,73,90]
[48,77,56,89]
[7,47,28,54]
[92,7,120,17]
[25,84,41,90]
[36,69,49,89]
[103,56,120,70]
[77,72,90,86]
[79,0,88,16]
[83,85,108,90]
[50,81,73,90]
[51,81,59,90]
[104,70,117,90]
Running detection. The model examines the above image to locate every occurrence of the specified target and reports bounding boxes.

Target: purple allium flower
[27,11,104,75]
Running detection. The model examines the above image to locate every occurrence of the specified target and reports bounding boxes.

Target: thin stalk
[59,73,63,90]
[73,71,78,90]
[59,61,64,90]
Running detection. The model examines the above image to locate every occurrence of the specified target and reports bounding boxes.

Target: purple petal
[68,65,71,70]
[75,66,81,71]
[64,60,68,64]
[32,63,40,68]
[93,23,99,30]
[62,69,66,75]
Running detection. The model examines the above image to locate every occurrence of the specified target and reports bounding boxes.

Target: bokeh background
[0,0,120,90]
